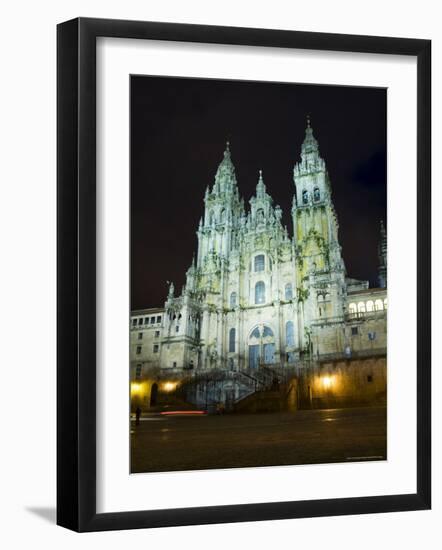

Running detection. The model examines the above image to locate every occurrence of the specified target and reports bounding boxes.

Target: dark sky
[131,76,386,310]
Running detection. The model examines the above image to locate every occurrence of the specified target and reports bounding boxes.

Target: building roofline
[347,287,387,296]
[131,307,165,316]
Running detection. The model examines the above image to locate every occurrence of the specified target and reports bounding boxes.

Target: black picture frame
[57,17,431,532]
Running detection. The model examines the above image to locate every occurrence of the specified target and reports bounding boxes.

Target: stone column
[201,308,210,370]
[216,309,223,369]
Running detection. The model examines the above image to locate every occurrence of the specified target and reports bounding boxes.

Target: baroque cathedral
[130,119,387,378]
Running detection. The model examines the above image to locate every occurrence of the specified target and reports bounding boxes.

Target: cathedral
[130,118,387,392]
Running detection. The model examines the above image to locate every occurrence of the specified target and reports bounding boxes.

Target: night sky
[131,76,386,310]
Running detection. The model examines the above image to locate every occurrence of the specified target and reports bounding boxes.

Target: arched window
[286,321,295,346]
[254,254,265,272]
[256,209,265,223]
[313,187,320,202]
[255,281,265,304]
[302,190,308,204]
[230,292,237,308]
[375,299,383,311]
[229,328,236,352]
[263,326,274,338]
[209,211,214,225]
[349,303,357,316]
[250,327,260,339]
[366,300,374,312]
[220,208,226,223]
[358,302,366,314]
[285,283,293,301]
[383,298,388,310]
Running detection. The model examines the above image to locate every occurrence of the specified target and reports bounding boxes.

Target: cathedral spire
[221,140,232,164]
[256,169,266,198]
[213,140,237,193]
[380,219,386,241]
[301,115,319,156]
[293,115,326,184]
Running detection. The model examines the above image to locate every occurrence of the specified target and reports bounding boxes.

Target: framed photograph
[57,17,431,532]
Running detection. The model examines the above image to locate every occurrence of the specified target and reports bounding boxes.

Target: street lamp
[162,381,177,392]
[131,382,141,395]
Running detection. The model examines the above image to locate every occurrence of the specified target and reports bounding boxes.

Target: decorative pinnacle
[256,169,266,196]
[302,113,319,155]
[220,140,232,163]
[380,219,386,238]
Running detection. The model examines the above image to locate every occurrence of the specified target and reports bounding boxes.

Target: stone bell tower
[292,117,347,344]
[196,142,244,269]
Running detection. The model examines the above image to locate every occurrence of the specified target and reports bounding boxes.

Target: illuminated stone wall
[298,356,387,409]
[129,368,185,412]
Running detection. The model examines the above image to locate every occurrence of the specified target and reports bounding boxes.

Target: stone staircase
[179,366,298,412]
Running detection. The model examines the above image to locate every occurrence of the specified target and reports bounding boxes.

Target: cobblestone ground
[130,406,387,473]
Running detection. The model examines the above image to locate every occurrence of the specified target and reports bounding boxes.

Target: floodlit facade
[130,119,387,380]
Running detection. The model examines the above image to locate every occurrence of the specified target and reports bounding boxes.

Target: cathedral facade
[130,119,387,377]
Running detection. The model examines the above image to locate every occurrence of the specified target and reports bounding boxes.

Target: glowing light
[322,376,333,389]
[162,381,177,392]
[131,382,141,395]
